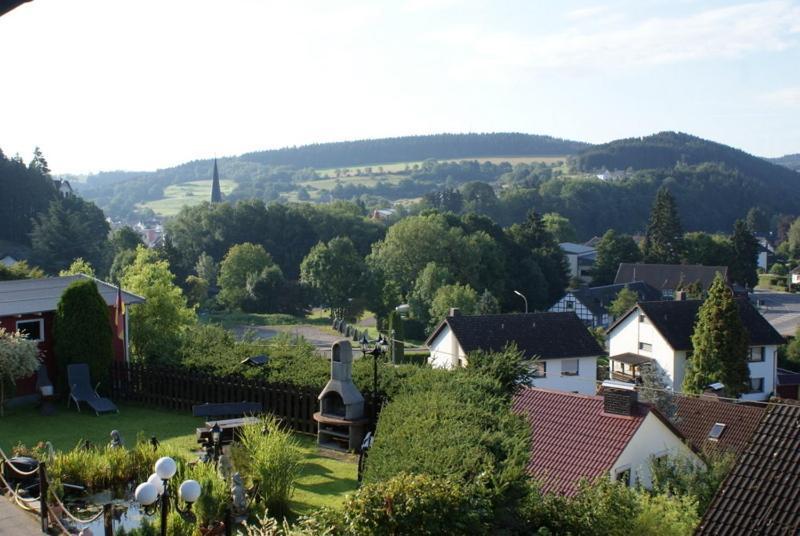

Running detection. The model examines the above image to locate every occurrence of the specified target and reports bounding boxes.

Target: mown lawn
[0,403,358,514]
[138,179,237,216]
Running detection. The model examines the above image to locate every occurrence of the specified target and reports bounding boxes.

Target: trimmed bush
[54,279,114,393]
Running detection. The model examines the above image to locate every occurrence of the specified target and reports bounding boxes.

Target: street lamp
[360,334,388,432]
[135,456,201,536]
[513,290,528,314]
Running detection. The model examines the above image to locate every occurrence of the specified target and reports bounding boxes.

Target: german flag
[114,285,125,340]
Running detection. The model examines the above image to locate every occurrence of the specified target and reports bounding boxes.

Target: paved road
[752,289,800,337]
[0,495,40,535]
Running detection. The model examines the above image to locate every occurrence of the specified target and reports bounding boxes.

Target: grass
[138,179,237,216]
[202,311,331,329]
[313,155,567,177]
[0,403,358,514]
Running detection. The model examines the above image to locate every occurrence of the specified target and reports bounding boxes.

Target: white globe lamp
[134,482,158,506]
[155,456,177,480]
[147,473,165,495]
[179,479,201,504]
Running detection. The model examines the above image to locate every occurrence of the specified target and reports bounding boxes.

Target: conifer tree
[729,219,758,289]
[683,274,750,398]
[642,187,684,264]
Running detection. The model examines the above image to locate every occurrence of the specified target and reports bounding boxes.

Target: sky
[0,0,799,174]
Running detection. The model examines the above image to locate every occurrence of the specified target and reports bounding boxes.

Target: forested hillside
[239,133,588,169]
[771,153,800,171]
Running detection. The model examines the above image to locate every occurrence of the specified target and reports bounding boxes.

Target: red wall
[2,305,126,398]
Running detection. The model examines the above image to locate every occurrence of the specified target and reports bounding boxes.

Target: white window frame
[748,377,764,393]
[565,300,575,310]
[561,358,579,376]
[748,347,765,362]
[16,318,44,342]
[614,465,632,486]
[533,361,547,378]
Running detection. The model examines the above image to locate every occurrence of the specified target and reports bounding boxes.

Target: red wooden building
[0,275,144,399]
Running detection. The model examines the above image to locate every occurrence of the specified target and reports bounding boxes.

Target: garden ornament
[231,472,247,516]
[217,453,233,482]
[108,430,124,449]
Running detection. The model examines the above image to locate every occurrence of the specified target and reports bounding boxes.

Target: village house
[549,281,661,328]
[696,399,800,535]
[512,382,701,495]
[614,263,728,298]
[559,242,596,284]
[426,310,603,395]
[673,396,764,456]
[0,275,143,402]
[606,298,784,402]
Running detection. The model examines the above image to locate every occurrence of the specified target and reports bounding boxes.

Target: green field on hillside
[315,155,566,177]
[139,179,237,216]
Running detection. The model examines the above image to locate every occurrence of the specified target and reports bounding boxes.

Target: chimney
[449,307,460,317]
[601,381,638,417]
[676,290,687,301]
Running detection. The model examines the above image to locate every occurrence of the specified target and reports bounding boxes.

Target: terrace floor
[0,403,359,515]
[0,496,40,535]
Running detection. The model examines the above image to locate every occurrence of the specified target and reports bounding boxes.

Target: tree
[786,216,800,257]
[0,261,45,281]
[428,284,478,329]
[683,232,733,266]
[121,246,196,363]
[109,226,144,253]
[639,362,676,420]
[592,230,641,285]
[608,286,638,319]
[54,278,114,393]
[643,187,684,264]
[0,327,40,416]
[58,258,95,277]
[683,274,750,397]
[476,289,501,315]
[408,262,454,327]
[542,212,577,243]
[194,252,218,289]
[729,219,759,288]
[300,237,368,321]
[218,243,276,310]
[506,210,569,306]
[30,196,111,274]
[28,146,51,176]
[745,206,769,235]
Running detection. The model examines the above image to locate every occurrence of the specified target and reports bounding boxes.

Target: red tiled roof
[674,396,764,457]
[512,387,649,496]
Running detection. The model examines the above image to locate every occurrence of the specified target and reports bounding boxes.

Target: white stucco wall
[609,309,778,401]
[611,412,701,489]
[428,325,466,369]
[531,356,598,395]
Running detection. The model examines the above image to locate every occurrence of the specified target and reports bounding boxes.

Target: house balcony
[611,371,641,384]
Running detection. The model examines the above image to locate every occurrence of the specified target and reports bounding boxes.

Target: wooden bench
[193,402,263,446]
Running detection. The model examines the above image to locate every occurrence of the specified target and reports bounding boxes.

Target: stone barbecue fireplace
[314,340,367,451]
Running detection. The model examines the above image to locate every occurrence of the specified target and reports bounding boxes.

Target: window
[748,347,765,362]
[16,319,44,342]
[748,378,764,393]
[708,422,726,441]
[565,300,575,310]
[561,358,579,376]
[638,314,646,323]
[615,467,632,486]
[533,361,547,378]
[639,342,652,352]
[662,289,675,299]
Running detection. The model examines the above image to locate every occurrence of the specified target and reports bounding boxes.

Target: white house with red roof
[512,382,700,495]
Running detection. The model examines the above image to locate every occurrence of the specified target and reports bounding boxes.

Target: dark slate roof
[777,368,800,387]
[673,396,764,456]
[614,263,727,291]
[426,312,603,360]
[0,275,144,316]
[571,281,662,318]
[608,298,785,351]
[513,388,651,495]
[696,399,800,535]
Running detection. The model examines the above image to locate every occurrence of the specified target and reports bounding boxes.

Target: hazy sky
[1,0,799,174]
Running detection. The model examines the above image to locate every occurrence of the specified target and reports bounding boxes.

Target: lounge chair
[36,364,55,416]
[67,364,118,416]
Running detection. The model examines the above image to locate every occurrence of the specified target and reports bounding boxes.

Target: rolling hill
[770,153,800,172]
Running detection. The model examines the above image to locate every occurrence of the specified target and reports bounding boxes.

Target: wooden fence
[110,362,380,436]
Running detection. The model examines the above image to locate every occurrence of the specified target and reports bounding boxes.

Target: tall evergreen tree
[642,187,684,264]
[683,274,750,398]
[729,219,759,289]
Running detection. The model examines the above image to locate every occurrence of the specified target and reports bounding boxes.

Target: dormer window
[708,422,726,441]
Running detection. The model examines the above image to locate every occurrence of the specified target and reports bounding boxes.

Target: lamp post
[134,456,201,536]
[360,333,388,432]
[513,290,528,314]
[211,422,222,462]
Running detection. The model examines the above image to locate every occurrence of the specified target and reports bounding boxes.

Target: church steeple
[211,158,222,203]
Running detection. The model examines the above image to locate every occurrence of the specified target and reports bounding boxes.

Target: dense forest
[238,132,589,168]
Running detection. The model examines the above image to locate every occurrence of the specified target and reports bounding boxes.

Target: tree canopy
[643,187,684,264]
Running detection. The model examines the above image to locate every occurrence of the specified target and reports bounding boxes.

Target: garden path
[0,495,40,535]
